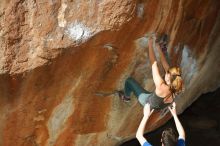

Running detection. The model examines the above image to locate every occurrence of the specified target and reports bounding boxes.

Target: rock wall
[0,0,220,146]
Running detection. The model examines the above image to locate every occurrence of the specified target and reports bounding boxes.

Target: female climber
[136,102,186,146]
[118,34,184,110]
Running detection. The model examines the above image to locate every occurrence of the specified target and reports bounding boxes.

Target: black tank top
[148,92,171,110]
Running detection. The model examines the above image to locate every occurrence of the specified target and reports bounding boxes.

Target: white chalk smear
[66,21,92,43]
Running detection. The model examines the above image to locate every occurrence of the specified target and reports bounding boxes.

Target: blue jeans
[124,77,151,106]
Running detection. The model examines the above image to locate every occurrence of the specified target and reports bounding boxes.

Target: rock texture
[0,0,220,146]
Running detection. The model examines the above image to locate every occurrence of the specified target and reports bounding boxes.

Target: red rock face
[0,0,220,146]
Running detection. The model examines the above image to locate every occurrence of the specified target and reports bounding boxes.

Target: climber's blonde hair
[168,67,184,94]
[168,67,181,76]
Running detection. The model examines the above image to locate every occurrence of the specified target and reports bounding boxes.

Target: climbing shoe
[116,90,131,102]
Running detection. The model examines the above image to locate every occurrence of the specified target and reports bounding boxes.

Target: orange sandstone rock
[0,0,220,146]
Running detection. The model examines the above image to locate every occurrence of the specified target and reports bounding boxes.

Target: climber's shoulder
[155,83,170,97]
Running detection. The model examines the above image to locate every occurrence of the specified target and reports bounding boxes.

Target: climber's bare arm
[169,102,186,140]
[148,37,166,92]
[156,43,170,72]
[136,104,154,146]
[148,37,157,65]
[152,62,164,88]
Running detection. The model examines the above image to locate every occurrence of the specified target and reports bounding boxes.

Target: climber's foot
[116,90,131,102]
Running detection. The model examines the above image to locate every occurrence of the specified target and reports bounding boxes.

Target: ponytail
[168,67,184,95]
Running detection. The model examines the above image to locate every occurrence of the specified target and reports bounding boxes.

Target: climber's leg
[124,77,148,97]
[123,77,152,106]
